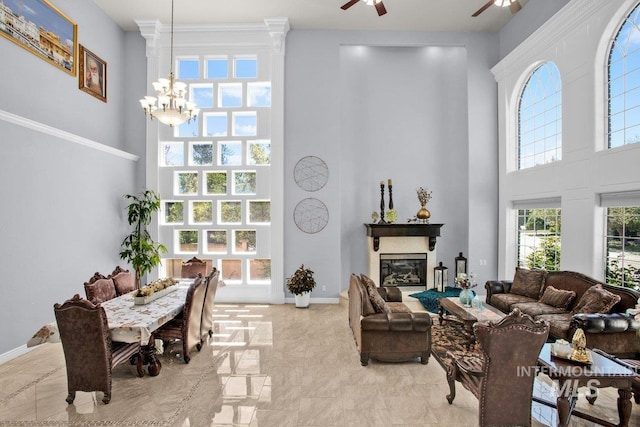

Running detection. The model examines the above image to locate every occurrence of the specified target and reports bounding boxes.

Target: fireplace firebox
[380,253,427,287]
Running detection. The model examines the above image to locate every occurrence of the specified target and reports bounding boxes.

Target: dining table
[100,282,190,376]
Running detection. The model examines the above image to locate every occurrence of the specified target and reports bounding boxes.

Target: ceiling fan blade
[375,1,387,16]
[509,0,522,15]
[341,0,360,11]
[472,0,495,17]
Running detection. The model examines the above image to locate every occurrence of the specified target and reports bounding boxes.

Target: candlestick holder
[379,183,386,223]
[388,184,394,210]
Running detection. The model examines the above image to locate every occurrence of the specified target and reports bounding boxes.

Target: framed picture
[0,0,77,75]
[78,45,107,102]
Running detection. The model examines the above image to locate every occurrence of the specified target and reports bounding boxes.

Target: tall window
[517,208,561,270]
[518,62,562,169]
[605,207,640,289]
[608,3,640,149]
[159,55,272,285]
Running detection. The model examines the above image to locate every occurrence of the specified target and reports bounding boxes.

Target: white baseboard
[0,344,32,365]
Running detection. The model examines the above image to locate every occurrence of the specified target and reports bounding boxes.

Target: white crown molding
[0,109,139,162]
[492,0,606,79]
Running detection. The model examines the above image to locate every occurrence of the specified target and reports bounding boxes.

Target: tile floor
[0,302,638,426]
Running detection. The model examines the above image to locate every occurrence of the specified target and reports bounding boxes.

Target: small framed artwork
[0,0,77,75]
[78,45,107,102]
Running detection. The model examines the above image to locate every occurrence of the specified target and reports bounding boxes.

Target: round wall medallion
[293,198,329,234]
[294,156,329,192]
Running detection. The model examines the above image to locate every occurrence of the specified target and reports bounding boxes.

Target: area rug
[409,287,461,314]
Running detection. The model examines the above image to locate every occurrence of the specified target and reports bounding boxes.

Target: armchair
[54,294,142,404]
[446,308,549,427]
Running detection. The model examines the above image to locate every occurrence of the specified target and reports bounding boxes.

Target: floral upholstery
[511,302,567,317]
[84,273,116,304]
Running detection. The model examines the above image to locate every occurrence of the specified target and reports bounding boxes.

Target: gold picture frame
[0,0,77,76]
[78,45,107,102]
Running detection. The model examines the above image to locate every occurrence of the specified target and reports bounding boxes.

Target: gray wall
[0,0,139,354]
[284,30,499,296]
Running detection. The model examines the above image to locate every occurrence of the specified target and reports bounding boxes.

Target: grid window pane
[191,201,213,224]
[207,58,228,79]
[161,142,184,166]
[249,201,270,223]
[178,59,199,79]
[249,259,271,281]
[206,172,227,195]
[192,84,214,108]
[222,259,242,281]
[219,83,243,107]
[605,207,640,289]
[234,230,256,253]
[206,230,227,254]
[518,62,562,170]
[233,171,257,195]
[178,230,198,253]
[247,82,271,107]
[232,112,257,136]
[218,141,242,166]
[516,208,561,270]
[204,113,228,137]
[235,57,257,78]
[247,141,271,165]
[176,119,199,138]
[176,172,198,195]
[219,201,241,224]
[164,201,184,224]
[190,143,213,166]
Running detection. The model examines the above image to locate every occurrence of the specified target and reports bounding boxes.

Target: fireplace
[365,223,443,290]
[380,253,427,287]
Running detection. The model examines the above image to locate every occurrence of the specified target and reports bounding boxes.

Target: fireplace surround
[365,223,443,290]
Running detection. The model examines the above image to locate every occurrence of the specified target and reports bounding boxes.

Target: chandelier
[139,0,198,127]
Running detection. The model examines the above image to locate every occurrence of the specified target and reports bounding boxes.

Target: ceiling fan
[341,0,387,17]
[472,0,522,17]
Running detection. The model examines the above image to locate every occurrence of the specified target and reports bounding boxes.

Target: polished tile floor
[0,302,638,426]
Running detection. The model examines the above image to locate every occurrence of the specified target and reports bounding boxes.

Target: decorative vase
[471,294,483,310]
[459,288,475,307]
[416,204,431,222]
[294,291,311,308]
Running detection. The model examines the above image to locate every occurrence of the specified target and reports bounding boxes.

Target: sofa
[348,274,432,366]
[485,269,640,357]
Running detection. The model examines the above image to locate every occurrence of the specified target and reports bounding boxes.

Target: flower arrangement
[454,273,477,290]
[286,264,316,295]
[134,277,178,297]
[417,187,432,206]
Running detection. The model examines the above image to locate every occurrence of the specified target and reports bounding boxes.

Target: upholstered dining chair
[109,266,135,296]
[445,308,549,427]
[83,272,116,304]
[200,268,220,346]
[180,257,208,279]
[54,294,142,404]
[154,274,206,363]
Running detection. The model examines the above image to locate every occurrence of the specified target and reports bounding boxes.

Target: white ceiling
[93,0,528,33]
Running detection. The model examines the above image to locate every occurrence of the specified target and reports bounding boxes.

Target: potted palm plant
[286,264,316,308]
[119,190,168,289]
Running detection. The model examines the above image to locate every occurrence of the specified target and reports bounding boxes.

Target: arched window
[517,62,562,169]
[608,3,640,149]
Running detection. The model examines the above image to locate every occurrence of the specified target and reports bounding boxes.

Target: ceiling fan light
[493,0,511,7]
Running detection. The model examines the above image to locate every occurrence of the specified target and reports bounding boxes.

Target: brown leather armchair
[155,274,207,363]
[348,274,432,366]
[445,308,549,426]
[54,294,142,404]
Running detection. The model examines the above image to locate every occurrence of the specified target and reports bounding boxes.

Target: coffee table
[437,296,504,350]
[535,343,635,427]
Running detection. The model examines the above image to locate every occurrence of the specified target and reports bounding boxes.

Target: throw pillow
[572,284,621,314]
[360,274,388,313]
[510,267,547,299]
[539,286,576,310]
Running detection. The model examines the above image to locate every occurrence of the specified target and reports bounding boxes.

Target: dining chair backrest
[184,274,207,355]
[54,294,140,404]
[200,268,220,344]
[181,257,208,278]
[109,266,135,296]
[83,272,116,304]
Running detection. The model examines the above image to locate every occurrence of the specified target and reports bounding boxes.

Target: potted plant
[286,264,316,308]
[119,190,168,289]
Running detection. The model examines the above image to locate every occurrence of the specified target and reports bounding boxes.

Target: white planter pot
[294,291,311,308]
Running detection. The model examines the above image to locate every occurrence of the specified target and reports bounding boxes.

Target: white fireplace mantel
[364,223,444,290]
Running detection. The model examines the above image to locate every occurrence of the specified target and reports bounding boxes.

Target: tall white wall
[0,0,139,356]
[493,0,640,280]
[285,30,499,296]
